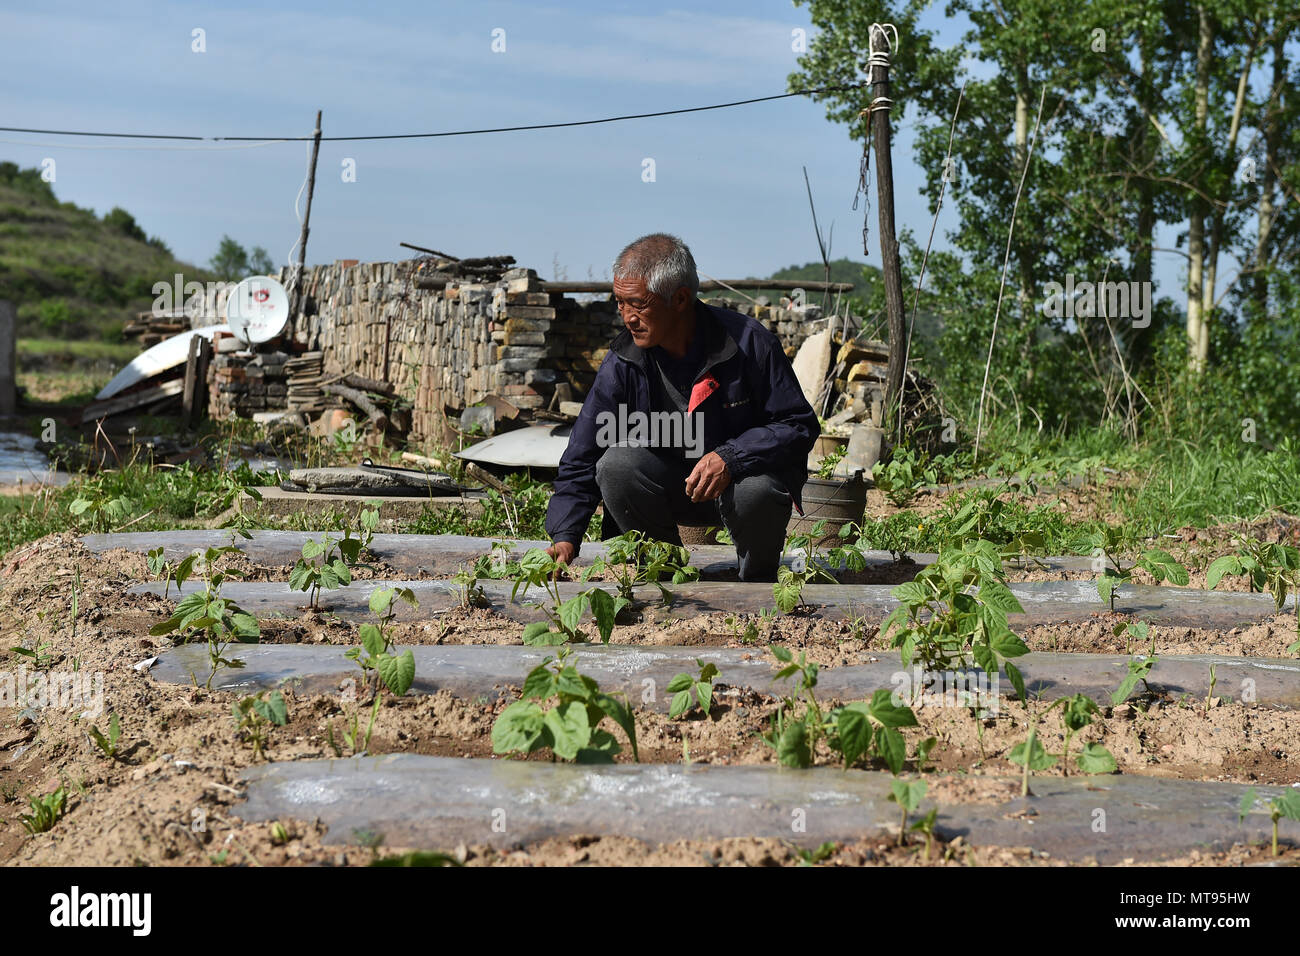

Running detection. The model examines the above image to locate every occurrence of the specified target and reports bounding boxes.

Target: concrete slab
[151,643,1300,710]
[233,754,1299,863]
[131,576,1297,630]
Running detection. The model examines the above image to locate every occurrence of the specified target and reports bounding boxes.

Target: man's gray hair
[612,233,699,301]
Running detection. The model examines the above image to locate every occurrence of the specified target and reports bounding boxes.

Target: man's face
[613,276,674,349]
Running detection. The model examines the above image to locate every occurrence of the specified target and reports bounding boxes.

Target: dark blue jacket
[546,299,820,546]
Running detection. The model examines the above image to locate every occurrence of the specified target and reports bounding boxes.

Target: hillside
[0,162,213,340]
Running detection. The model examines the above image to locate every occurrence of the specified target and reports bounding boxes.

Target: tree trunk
[1205,34,1257,329]
[1253,29,1286,318]
[1186,6,1212,372]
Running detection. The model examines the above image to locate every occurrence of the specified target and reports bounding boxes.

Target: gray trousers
[595,445,792,582]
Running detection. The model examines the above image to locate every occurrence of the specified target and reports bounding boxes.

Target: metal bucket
[787,473,866,545]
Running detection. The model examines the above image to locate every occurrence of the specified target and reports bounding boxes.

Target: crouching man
[544,233,819,582]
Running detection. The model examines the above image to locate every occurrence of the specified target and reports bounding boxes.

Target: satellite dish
[225,276,290,346]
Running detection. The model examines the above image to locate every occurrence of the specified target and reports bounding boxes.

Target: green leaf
[775,716,811,768]
[666,673,693,694]
[1075,742,1116,774]
[695,680,712,715]
[331,558,352,586]
[377,649,415,696]
[891,581,928,607]
[866,689,918,728]
[1141,550,1188,586]
[359,623,385,658]
[586,587,620,644]
[990,631,1030,660]
[557,593,587,636]
[834,706,873,767]
[289,561,314,592]
[575,729,620,763]
[594,693,638,762]
[543,700,592,760]
[1003,661,1027,703]
[491,700,545,754]
[521,664,556,700]
[1206,555,1241,591]
[1097,573,1117,605]
[876,726,907,775]
[301,539,324,560]
[1238,787,1259,823]
[521,621,553,646]
[979,579,1024,615]
[888,778,927,813]
[1008,732,1056,771]
[229,612,261,642]
[555,666,594,700]
[369,588,395,617]
[1275,789,1300,823]
[252,691,289,726]
[772,566,803,614]
[669,689,692,720]
[770,645,793,663]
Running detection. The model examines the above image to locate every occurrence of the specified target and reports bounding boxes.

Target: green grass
[18,338,140,363]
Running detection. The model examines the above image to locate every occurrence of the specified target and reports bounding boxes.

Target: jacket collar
[610,299,738,374]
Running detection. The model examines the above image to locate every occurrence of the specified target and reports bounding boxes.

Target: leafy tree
[210,235,250,280]
[248,246,275,274]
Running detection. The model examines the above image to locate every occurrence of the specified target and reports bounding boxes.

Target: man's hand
[546,540,578,566]
[685,452,731,503]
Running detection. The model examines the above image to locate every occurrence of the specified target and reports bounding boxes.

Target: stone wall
[207,258,848,445]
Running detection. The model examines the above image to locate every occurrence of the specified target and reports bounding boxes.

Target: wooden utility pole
[290,110,323,326]
[868,25,907,426]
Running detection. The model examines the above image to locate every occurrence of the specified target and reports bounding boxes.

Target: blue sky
[1,0,1195,301]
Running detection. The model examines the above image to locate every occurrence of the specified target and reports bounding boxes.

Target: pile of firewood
[399,243,516,288]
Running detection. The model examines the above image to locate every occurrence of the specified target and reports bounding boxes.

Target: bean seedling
[20,786,67,834]
[345,586,418,697]
[1111,654,1158,705]
[512,548,626,645]
[667,659,719,720]
[887,778,931,849]
[1208,540,1300,654]
[1076,528,1188,611]
[1008,717,1055,797]
[1043,693,1115,776]
[585,530,698,603]
[491,647,639,762]
[149,545,260,690]
[773,528,838,614]
[87,714,122,760]
[232,690,289,760]
[880,540,1031,702]
[762,645,917,772]
[1238,787,1300,857]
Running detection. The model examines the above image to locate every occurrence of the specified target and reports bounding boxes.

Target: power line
[0,83,867,145]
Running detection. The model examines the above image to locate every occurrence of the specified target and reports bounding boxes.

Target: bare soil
[2,530,1298,867]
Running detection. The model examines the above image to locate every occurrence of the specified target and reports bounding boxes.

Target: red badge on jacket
[688,374,720,414]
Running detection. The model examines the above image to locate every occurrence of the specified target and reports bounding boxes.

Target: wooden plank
[81,378,184,423]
